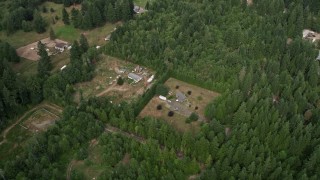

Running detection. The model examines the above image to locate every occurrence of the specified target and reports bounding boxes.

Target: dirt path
[105,125,145,144]
[0,102,62,146]
[96,84,128,97]
[66,160,77,180]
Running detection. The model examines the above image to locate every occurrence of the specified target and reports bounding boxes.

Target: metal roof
[176,91,186,102]
[128,73,142,82]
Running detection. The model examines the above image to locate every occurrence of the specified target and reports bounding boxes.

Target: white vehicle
[60,65,67,71]
[159,95,167,101]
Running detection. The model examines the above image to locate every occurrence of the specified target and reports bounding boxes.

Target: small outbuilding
[159,95,167,101]
[105,34,111,41]
[128,73,142,83]
[317,51,320,61]
[176,91,186,102]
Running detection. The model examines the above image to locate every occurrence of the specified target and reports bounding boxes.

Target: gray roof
[128,73,142,82]
[317,51,320,61]
[176,91,186,102]
[55,43,67,48]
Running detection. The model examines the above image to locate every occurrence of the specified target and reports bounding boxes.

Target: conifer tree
[33,11,47,33]
[79,34,89,53]
[49,27,56,40]
[107,4,116,23]
[62,8,70,25]
[37,41,52,78]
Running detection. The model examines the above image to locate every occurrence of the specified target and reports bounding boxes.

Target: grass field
[73,55,154,103]
[139,97,201,133]
[0,105,61,164]
[140,78,220,132]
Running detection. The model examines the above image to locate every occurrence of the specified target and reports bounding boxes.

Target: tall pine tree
[62,8,70,25]
[37,41,52,78]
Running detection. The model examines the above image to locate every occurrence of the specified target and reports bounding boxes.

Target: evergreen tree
[122,0,132,21]
[62,8,70,25]
[70,40,82,66]
[82,12,92,29]
[49,27,56,40]
[37,41,52,78]
[79,34,89,53]
[107,4,116,23]
[33,11,47,33]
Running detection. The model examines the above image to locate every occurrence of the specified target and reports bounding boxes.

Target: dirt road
[96,84,128,97]
[0,102,62,146]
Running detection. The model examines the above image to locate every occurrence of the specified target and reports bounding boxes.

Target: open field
[140,97,200,133]
[140,78,220,132]
[134,0,149,7]
[16,38,69,61]
[0,103,62,164]
[73,55,154,103]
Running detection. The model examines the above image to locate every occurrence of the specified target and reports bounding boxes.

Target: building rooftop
[128,73,142,83]
[176,91,186,102]
[55,43,67,48]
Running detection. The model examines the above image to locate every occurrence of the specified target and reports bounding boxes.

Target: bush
[157,104,162,110]
[117,77,124,85]
[168,111,174,117]
[156,84,169,96]
[50,8,55,13]
[195,106,198,110]
[186,112,198,123]
[187,90,192,95]
[42,6,48,13]
[176,85,179,89]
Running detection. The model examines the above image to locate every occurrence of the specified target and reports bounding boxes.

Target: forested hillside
[1,0,320,179]
[106,0,320,178]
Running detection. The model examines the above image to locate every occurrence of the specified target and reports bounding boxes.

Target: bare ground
[0,102,62,146]
[16,38,69,61]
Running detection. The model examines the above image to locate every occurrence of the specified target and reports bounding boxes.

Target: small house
[134,5,140,13]
[128,73,142,83]
[303,29,316,39]
[176,91,186,102]
[105,34,111,41]
[55,43,68,52]
[317,51,320,61]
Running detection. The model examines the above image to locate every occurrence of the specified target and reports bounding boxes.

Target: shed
[134,5,140,13]
[317,51,320,61]
[105,34,111,41]
[159,95,167,101]
[176,91,186,102]
[128,73,142,83]
[147,75,154,83]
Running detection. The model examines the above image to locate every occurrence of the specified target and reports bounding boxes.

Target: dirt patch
[247,0,253,6]
[121,153,131,165]
[16,38,69,61]
[74,55,154,103]
[23,108,59,133]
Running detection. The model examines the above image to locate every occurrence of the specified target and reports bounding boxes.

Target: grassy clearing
[73,55,154,103]
[0,105,61,165]
[164,78,220,117]
[140,78,220,133]
[139,97,201,133]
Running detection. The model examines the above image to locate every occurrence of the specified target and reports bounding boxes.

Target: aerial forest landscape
[0,0,320,179]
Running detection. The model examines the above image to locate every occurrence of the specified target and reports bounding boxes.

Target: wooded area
[1,0,320,179]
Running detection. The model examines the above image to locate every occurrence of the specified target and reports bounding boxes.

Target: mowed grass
[140,78,220,133]
[139,97,201,133]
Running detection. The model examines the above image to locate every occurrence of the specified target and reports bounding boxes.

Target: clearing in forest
[16,38,69,61]
[73,55,155,103]
[139,78,220,132]
[0,103,62,165]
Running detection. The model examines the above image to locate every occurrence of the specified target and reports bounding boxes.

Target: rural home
[302,29,320,43]
[317,51,320,61]
[55,43,68,52]
[128,73,142,83]
[176,91,186,102]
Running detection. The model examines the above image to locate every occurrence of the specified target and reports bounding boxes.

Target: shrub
[50,8,55,13]
[157,104,162,110]
[186,112,198,123]
[176,85,179,89]
[156,84,169,96]
[195,106,198,110]
[168,111,174,117]
[187,90,192,95]
[117,77,124,85]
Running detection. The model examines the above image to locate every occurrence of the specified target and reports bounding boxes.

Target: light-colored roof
[128,73,142,82]
[176,91,186,102]
[317,51,320,61]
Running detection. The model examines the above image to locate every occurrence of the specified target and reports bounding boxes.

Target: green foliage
[155,84,169,96]
[49,27,56,40]
[37,41,52,78]
[117,77,124,85]
[33,10,47,33]
[186,112,198,123]
[62,8,70,25]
